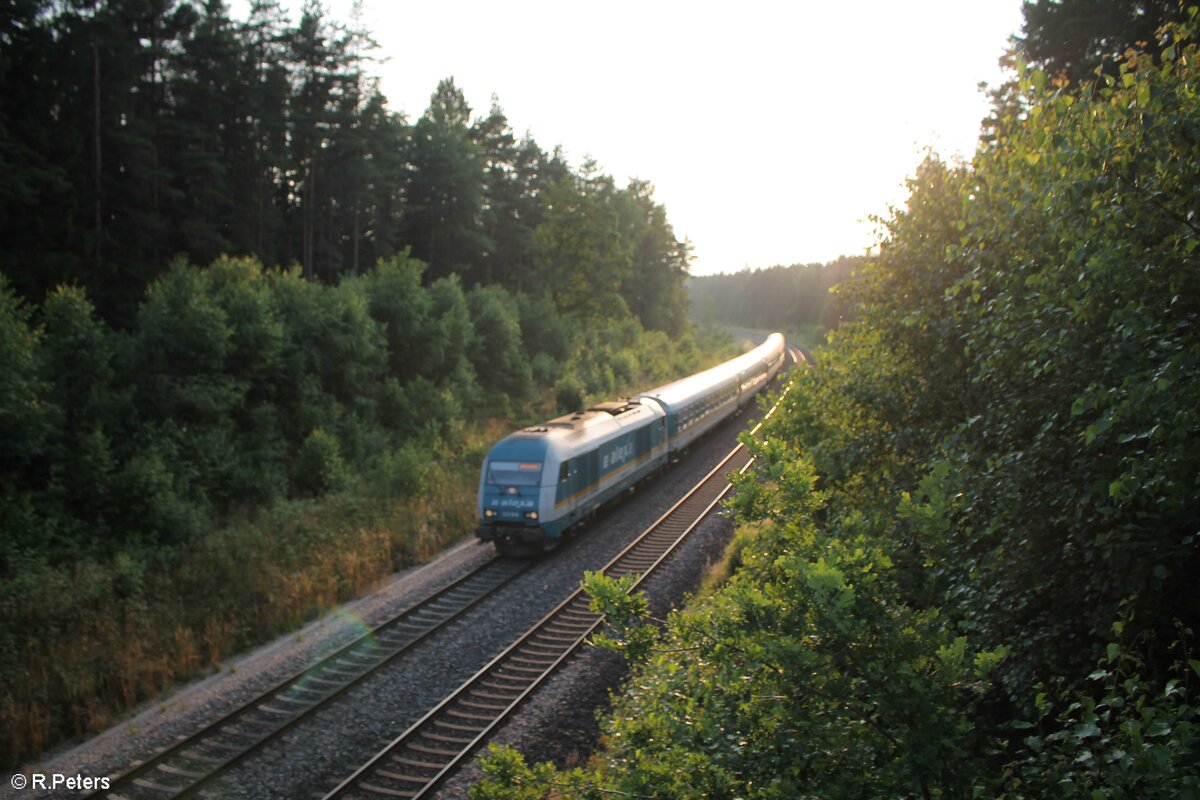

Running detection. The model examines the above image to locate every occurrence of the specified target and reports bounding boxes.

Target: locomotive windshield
[486,460,543,487]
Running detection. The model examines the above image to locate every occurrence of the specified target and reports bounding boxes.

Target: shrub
[1000,633,1200,799]
[0,274,49,471]
[293,428,349,497]
[467,284,532,402]
[554,374,585,413]
[530,352,557,387]
[371,444,429,500]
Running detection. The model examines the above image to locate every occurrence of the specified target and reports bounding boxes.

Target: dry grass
[0,435,482,768]
[694,520,765,598]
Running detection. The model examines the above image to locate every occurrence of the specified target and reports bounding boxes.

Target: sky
[262,1,1027,276]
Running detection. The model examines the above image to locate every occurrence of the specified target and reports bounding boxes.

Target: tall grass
[0,435,482,768]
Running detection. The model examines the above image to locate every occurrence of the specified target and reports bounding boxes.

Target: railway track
[87,557,532,800]
[322,384,790,800]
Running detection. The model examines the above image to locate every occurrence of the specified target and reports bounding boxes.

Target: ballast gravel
[434,510,737,800]
[5,401,762,800]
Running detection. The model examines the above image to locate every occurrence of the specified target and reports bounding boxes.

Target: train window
[559,462,568,482]
[487,461,543,486]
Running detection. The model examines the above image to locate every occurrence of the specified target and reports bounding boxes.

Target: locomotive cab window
[559,462,568,482]
[486,461,542,486]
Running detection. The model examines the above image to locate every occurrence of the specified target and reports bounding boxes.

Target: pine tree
[401,78,490,283]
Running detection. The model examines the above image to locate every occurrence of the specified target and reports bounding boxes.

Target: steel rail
[90,556,531,800]
[323,384,791,800]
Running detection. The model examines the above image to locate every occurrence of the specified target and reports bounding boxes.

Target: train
[475,333,787,555]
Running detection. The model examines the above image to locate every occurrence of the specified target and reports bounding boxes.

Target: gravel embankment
[5,401,761,800]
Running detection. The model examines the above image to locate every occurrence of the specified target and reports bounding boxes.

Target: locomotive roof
[516,399,646,434]
[485,400,657,462]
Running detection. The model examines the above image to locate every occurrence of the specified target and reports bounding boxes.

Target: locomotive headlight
[524,511,539,520]
[484,508,495,518]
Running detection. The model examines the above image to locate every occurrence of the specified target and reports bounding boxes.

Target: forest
[687,256,863,344]
[0,0,690,333]
[475,7,1200,799]
[0,0,714,766]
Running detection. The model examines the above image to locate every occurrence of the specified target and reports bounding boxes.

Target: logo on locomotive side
[601,441,635,471]
[493,498,536,509]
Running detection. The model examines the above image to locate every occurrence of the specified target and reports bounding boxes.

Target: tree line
[0,0,690,334]
[475,8,1200,799]
[687,256,861,332]
[2,256,543,567]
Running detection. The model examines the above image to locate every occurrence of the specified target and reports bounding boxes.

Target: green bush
[999,637,1200,799]
[358,255,432,384]
[554,374,585,413]
[515,291,572,362]
[426,275,477,389]
[529,352,557,387]
[0,274,49,473]
[467,284,532,402]
[110,441,210,548]
[370,444,429,500]
[293,428,349,497]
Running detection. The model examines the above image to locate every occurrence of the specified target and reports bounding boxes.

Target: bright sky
[266,1,1027,276]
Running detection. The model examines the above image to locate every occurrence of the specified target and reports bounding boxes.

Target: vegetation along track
[89,348,802,800]
[86,558,533,800]
[322,373,795,800]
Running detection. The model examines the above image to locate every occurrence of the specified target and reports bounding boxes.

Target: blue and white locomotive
[476,333,786,554]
